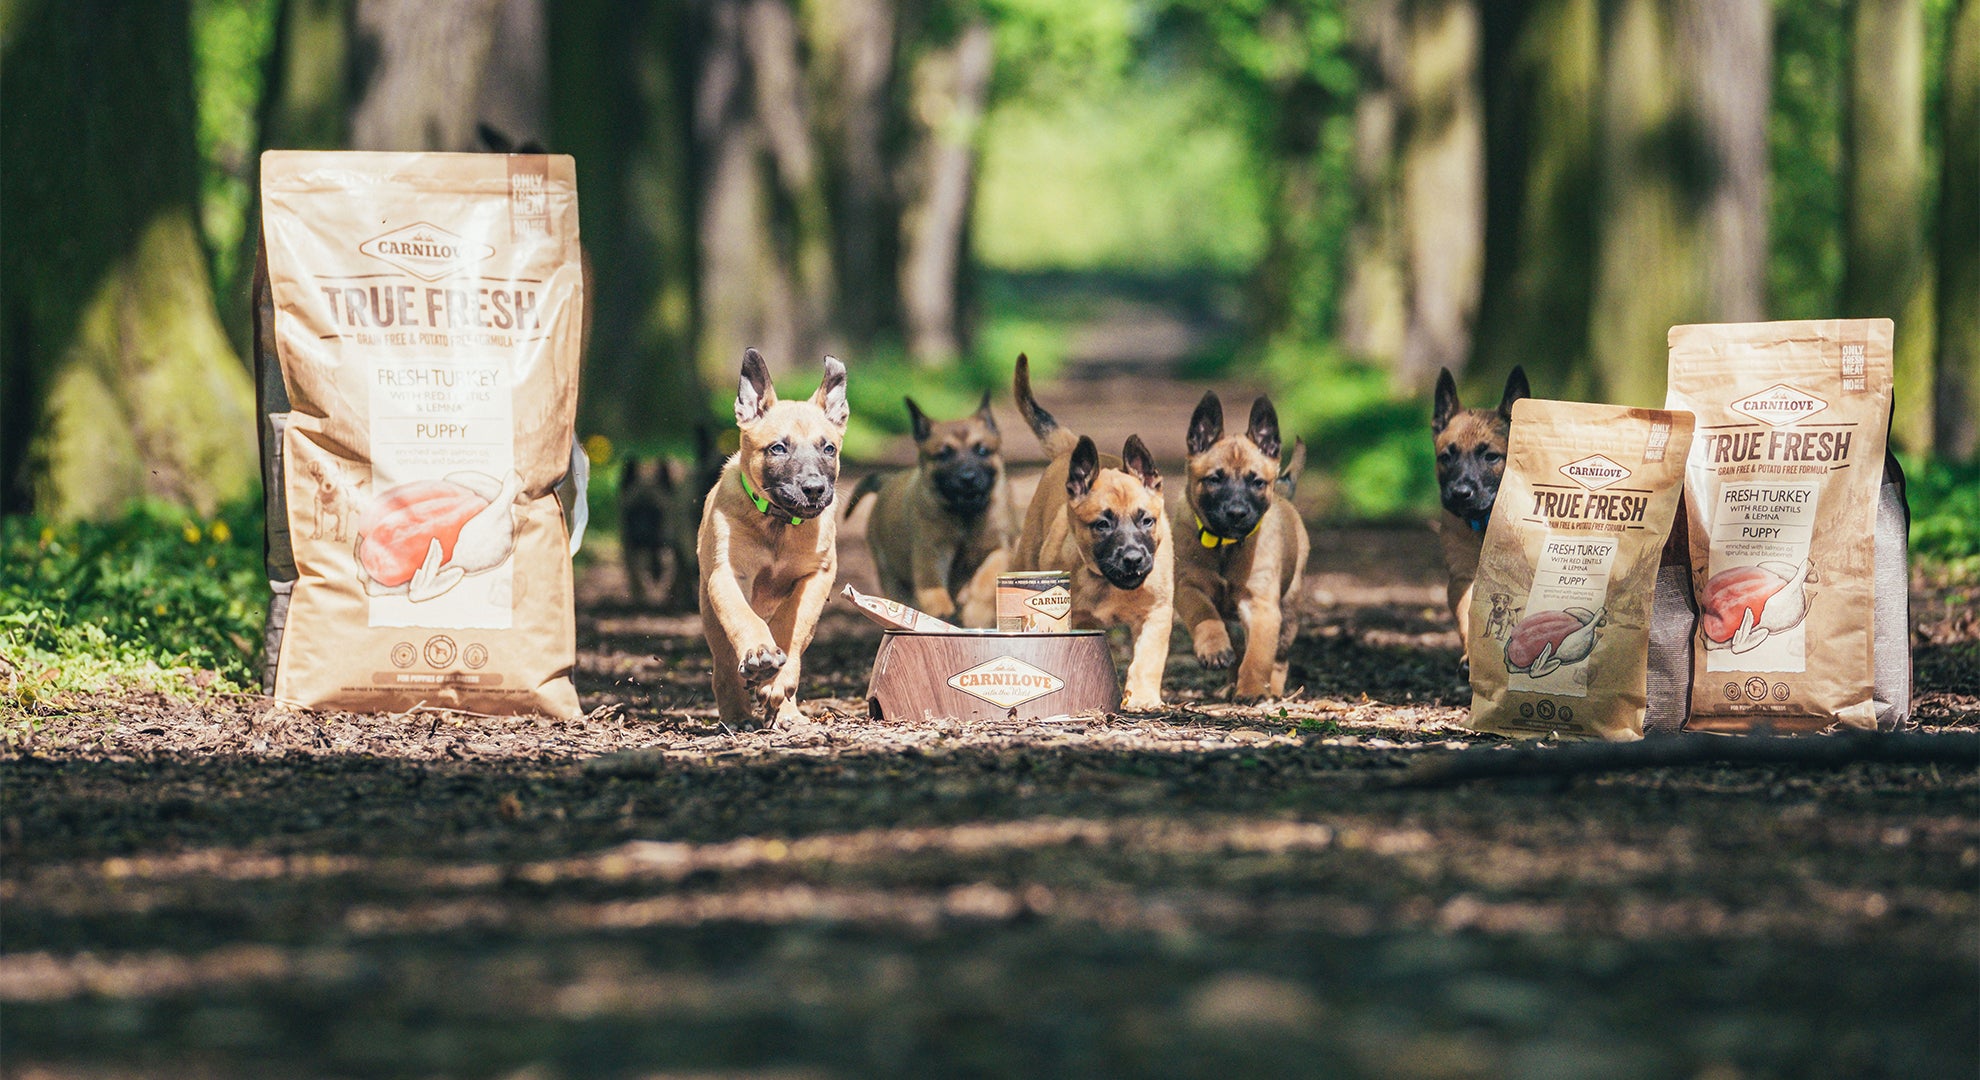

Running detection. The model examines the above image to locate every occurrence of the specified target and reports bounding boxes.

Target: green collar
[1195,513,1260,549]
[741,469,802,525]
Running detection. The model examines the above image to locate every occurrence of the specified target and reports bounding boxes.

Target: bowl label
[947,655,1064,708]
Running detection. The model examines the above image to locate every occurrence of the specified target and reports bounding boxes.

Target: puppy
[620,457,672,605]
[698,348,848,728]
[846,392,1017,627]
[1432,365,1529,663]
[1011,354,1173,709]
[1170,392,1311,700]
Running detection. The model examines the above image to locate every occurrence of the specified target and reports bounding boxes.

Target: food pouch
[260,150,583,715]
[1665,319,1896,733]
[1469,399,1693,740]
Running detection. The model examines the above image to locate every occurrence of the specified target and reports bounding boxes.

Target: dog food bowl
[866,629,1118,722]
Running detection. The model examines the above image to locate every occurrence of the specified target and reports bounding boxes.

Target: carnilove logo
[358,222,495,281]
[947,655,1063,709]
[1023,585,1072,620]
[1730,383,1828,426]
[1559,454,1630,491]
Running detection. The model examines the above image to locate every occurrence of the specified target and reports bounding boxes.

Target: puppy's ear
[1067,436,1099,501]
[905,396,933,442]
[1246,396,1282,460]
[620,457,642,488]
[657,458,681,490]
[1187,391,1224,456]
[1433,368,1461,434]
[1498,365,1531,421]
[1122,435,1162,493]
[812,355,849,428]
[477,122,513,153]
[975,389,997,433]
[736,348,777,426]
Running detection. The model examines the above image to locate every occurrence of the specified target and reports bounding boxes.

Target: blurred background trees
[1,0,1974,521]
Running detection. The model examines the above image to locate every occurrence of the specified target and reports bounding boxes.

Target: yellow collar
[1195,513,1259,549]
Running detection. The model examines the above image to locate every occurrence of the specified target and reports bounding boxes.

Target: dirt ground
[4,508,1977,1079]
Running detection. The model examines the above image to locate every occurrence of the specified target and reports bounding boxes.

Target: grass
[1,499,265,715]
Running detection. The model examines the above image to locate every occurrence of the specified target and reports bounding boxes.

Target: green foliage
[1906,457,1980,582]
[1,499,265,701]
[975,69,1266,273]
[1262,338,1437,521]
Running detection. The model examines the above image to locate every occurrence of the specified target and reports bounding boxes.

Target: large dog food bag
[1469,399,1694,741]
[259,150,583,715]
[1665,319,1901,733]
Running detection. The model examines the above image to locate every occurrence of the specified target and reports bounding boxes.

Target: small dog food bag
[1469,399,1694,741]
[259,150,583,716]
[1665,319,1900,733]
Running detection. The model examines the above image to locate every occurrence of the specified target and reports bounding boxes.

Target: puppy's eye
[1207,470,1227,484]
[822,442,838,457]
[1484,451,1503,465]
[1439,446,1457,462]
[973,444,992,458]
[1090,513,1115,534]
[1246,474,1267,490]
[1134,511,1155,529]
[934,445,956,460]
[768,441,789,457]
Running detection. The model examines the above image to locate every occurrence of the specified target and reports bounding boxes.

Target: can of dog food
[997,571,1073,632]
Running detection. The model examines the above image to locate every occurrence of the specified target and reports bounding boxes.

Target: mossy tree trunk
[1469,0,1599,402]
[0,0,256,519]
[1843,0,1934,453]
[1588,0,1769,406]
[806,0,902,350]
[1397,0,1486,389]
[897,17,993,366]
[1934,0,1979,462]
[549,0,706,442]
[1338,0,1408,367]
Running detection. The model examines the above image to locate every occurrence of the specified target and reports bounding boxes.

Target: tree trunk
[349,0,508,151]
[474,0,550,147]
[1589,0,1769,407]
[1844,0,1932,453]
[898,19,993,367]
[1469,0,1599,401]
[1338,0,1408,366]
[221,0,354,359]
[549,0,705,441]
[1397,0,1486,389]
[1933,0,1979,462]
[693,0,834,382]
[805,0,901,348]
[0,0,256,518]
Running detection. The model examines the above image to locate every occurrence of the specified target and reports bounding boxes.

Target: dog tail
[1277,437,1307,499]
[1013,353,1078,457]
[842,471,885,519]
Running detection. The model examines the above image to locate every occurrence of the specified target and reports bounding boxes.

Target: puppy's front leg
[761,558,838,726]
[911,543,958,619]
[1174,576,1232,671]
[1121,603,1173,710]
[1234,592,1282,702]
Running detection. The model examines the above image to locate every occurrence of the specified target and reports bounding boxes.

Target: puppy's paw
[1194,643,1235,671]
[738,643,787,683]
[1120,690,1164,711]
[770,698,808,730]
[914,588,957,619]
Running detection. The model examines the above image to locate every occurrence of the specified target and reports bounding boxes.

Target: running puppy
[1432,365,1529,665]
[1171,391,1310,700]
[1011,354,1173,709]
[846,393,1017,627]
[698,349,848,728]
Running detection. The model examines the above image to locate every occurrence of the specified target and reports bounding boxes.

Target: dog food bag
[842,584,961,632]
[1665,319,1898,733]
[260,150,583,716]
[1468,399,1694,741]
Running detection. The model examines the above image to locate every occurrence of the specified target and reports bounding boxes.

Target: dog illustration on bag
[305,459,362,542]
[354,471,524,603]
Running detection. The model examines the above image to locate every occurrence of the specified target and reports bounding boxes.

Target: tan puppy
[698,348,849,728]
[1011,354,1173,709]
[846,393,1017,627]
[1431,365,1529,672]
[1170,392,1311,700]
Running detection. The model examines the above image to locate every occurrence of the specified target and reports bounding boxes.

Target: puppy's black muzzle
[1095,530,1156,590]
[1201,492,1267,540]
[932,463,996,517]
[1438,461,1499,523]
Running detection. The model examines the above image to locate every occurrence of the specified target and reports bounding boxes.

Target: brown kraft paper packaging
[260,150,583,716]
[1469,399,1693,741]
[1665,319,1896,733]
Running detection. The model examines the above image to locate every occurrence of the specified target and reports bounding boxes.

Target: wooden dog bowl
[866,630,1119,722]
